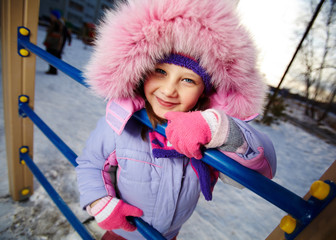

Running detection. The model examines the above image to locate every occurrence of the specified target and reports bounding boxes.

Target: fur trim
[84,0,266,119]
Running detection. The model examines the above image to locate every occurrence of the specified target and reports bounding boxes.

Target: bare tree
[298,27,316,116]
[309,0,336,118]
[293,0,336,121]
[262,0,326,123]
[318,74,336,122]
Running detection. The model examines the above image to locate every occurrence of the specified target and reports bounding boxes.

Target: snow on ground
[0,26,335,240]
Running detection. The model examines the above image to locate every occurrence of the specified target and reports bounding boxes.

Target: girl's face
[144,63,205,119]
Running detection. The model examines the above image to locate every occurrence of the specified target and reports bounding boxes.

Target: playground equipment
[2,1,336,239]
[14,25,336,240]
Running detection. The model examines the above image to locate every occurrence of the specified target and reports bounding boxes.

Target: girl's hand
[89,196,143,231]
[165,111,212,159]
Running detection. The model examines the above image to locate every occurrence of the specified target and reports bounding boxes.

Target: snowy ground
[1,26,335,240]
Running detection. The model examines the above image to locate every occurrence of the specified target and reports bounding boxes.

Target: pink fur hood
[84,0,267,119]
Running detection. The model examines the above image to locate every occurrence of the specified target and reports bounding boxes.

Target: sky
[238,0,303,87]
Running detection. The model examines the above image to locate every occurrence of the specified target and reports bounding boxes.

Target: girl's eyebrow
[155,63,202,81]
[183,72,202,81]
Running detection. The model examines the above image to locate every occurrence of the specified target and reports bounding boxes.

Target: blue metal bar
[18,100,167,239]
[285,180,336,240]
[134,106,313,221]
[202,150,314,224]
[19,27,328,237]
[133,109,167,136]
[133,110,315,224]
[128,217,166,240]
[19,101,78,167]
[19,32,315,223]
[19,151,94,240]
[17,30,166,238]
[17,34,88,87]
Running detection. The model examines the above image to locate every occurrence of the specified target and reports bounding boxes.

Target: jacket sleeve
[76,117,118,209]
[225,117,277,179]
[203,109,277,180]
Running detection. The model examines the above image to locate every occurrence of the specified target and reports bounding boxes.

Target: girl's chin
[152,109,169,119]
[155,112,167,119]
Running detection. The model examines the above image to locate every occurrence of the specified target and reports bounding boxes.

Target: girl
[76,0,277,239]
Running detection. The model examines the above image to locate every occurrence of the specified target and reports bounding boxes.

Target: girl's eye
[182,78,195,84]
[155,68,166,75]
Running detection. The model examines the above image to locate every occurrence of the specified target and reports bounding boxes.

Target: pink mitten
[165,111,212,159]
[89,196,143,232]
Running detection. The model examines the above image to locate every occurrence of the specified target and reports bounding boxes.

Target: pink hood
[85,0,266,120]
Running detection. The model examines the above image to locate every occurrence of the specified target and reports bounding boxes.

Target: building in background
[39,0,124,34]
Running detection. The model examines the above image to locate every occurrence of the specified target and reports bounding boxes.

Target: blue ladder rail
[18,98,166,240]
[17,27,166,240]
[17,27,88,87]
[19,96,78,167]
[19,147,94,240]
[133,108,315,225]
[17,26,335,239]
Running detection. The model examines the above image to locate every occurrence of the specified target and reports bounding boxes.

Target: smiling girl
[76,0,277,239]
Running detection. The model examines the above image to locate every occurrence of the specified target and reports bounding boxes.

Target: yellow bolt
[20,147,28,153]
[280,215,296,234]
[19,49,29,57]
[19,28,29,36]
[21,160,26,165]
[21,188,30,196]
[19,96,28,103]
[310,180,330,200]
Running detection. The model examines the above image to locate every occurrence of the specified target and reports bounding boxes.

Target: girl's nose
[161,80,177,97]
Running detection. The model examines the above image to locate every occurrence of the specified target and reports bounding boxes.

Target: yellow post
[1,0,40,201]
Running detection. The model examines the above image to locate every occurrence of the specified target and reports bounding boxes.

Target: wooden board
[1,0,40,201]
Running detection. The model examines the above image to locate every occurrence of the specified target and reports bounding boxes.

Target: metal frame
[16,26,336,240]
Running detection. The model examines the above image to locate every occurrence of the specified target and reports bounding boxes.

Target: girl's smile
[144,63,205,119]
[155,96,179,108]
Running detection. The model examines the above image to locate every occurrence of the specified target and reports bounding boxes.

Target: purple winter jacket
[76,115,276,239]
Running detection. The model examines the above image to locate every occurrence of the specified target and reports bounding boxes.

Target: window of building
[69,0,84,12]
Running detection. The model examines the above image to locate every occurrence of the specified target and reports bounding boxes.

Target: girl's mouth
[156,97,178,108]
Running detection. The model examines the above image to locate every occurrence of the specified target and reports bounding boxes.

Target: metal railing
[17,26,336,240]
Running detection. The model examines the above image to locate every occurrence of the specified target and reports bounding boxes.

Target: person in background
[82,22,95,47]
[60,18,72,57]
[43,9,63,75]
